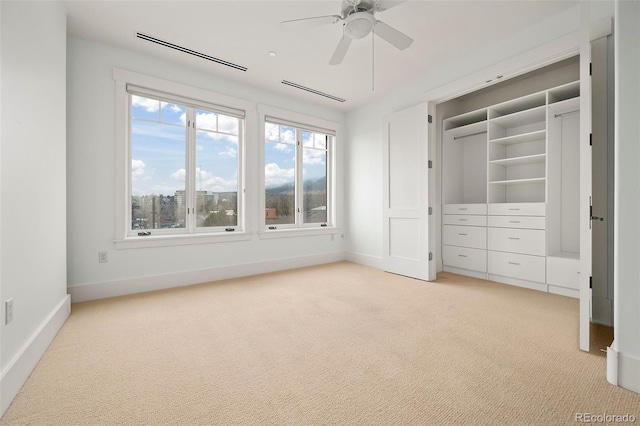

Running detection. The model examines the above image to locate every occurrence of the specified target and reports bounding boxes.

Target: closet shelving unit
[441,81,581,296]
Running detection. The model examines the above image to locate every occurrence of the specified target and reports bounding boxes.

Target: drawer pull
[458,255,468,258]
[508,221,520,223]
[458,219,467,221]
[459,208,468,211]
[508,237,520,240]
[458,233,468,236]
[508,262,521,266]
[508,208,521,211]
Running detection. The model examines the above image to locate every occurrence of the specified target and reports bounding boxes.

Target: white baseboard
[69,252,346,303]
[345,252,383,270]
[618,351,640,394]
[1,295,71,416]
[548,284,579,299]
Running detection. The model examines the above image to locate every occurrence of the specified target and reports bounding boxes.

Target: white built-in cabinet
[442,81,581,297]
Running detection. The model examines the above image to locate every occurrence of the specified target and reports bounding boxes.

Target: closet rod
[554,109,579,118]
[453,131,486,140]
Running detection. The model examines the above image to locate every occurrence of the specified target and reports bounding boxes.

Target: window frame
[114,68,253,249]
[258,105,339,239]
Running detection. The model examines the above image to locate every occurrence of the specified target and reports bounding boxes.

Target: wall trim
[617,351,640,394]
[345,251,384,270]
[0,295,71,417]
[69,251,346,303]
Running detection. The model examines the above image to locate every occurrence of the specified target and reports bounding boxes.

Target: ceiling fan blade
[374,0,407,12]
[280,15,342,30]
[374,20,413,50]
[329,36,353,65]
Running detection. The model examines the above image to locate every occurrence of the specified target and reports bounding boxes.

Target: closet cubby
[442,108,488,205]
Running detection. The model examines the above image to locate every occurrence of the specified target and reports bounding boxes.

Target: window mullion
[186,108,196,232]
[296,128,303,228]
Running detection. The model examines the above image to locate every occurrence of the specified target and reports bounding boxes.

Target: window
[261,109,337,235]
[114,69,250,248]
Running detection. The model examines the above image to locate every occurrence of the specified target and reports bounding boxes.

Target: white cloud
[265,163,295,187]
[218,115,239,135]
[171,168,186,181]
[131,95,160,112]
[170,167,237,192]
[131,159,146,178]
[274,143,292,153]
[219,147,237,158]
[303,149,326,166]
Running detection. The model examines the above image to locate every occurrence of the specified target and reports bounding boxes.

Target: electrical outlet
[98,251,108,263]
[6,298,13,324]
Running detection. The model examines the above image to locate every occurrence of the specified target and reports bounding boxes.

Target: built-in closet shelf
[549,251,580,260]
[489,177,546,186]
[490,92,546,118]
[548,80,580,104]
[488,130,546,146]
[490,106,546,129]
[446,120,487,139]
[489,154,546,166]
[549,96,580,116]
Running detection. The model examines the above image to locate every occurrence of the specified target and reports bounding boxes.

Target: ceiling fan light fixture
[344,12,375,39]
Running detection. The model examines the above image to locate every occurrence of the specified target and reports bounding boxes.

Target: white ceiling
[66,0,578,111]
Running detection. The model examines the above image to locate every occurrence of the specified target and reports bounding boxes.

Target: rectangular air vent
[281,80,346,103]
[136,32,247,72]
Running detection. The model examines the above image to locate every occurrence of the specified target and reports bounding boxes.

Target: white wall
[613,0,640,394]
[66,36,346,301]
[0,0,69,414]
[344,3,613,266]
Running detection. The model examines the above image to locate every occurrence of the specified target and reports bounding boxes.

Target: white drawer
[443,245,487,272]
[488,227,545,256]
[443,215,487,227]
[443,204,487,215]
[488,203,545,216]
[443,225,486,249]
[488,216,546,230]
[547,256,579,289]
[488,251,545,283]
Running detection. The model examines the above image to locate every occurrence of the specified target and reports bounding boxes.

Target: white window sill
[258,227,341,240]
[115,232,251,249]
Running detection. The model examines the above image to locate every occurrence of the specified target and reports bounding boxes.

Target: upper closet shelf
[445,120,487,139]
[489,129,546,145]
[549,97,580,117]
[490,105,546,128]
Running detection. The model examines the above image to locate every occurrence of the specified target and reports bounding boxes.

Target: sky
[131,95,329,197]
[131,95,239,196]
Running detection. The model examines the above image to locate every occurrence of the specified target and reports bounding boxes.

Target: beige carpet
[2,262,638,425]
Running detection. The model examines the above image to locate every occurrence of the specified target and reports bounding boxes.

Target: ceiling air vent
[281,80,346,103]
[136,32,247,72]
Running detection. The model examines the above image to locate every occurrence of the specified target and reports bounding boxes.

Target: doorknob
[591,216,604,222]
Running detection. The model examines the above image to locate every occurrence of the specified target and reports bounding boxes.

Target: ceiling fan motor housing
[344,12,375,39]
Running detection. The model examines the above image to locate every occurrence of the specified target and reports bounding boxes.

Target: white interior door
[579,3,593,352]
[383,103,432,280]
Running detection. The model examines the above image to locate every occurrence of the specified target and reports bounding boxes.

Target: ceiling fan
[281,0,413,66]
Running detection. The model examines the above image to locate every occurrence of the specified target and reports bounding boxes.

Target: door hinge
[590,133,593,146]
[428,160,433,169]
[428,252,433,261]
[428,207,433,215]
[589,62,592,76]
[590,276,593,289]
[428,115,433,124]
